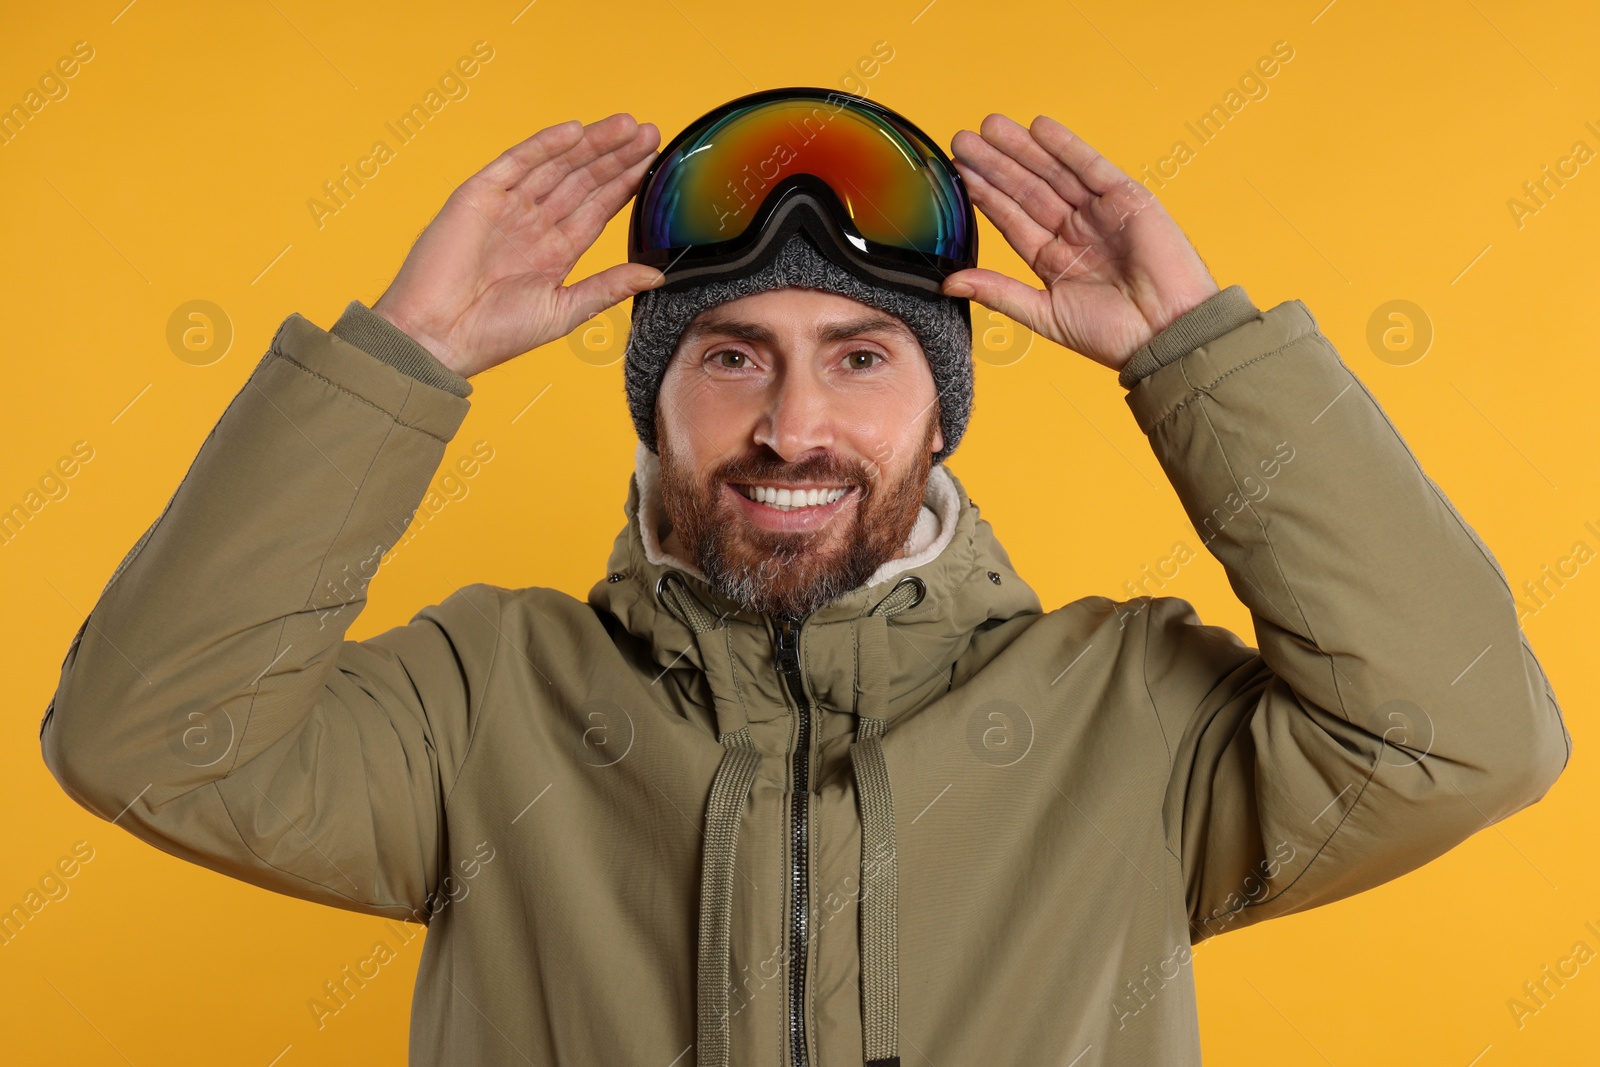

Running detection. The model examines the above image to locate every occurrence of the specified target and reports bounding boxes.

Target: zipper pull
[774,615,802,676]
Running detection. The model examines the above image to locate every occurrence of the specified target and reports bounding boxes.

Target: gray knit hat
[623,231,974,463]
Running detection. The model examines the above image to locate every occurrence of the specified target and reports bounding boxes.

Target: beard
[657,417,938,620]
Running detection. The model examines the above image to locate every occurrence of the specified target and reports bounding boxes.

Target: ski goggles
[628,87,977,295]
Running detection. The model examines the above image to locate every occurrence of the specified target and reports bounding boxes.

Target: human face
[655,287,945,619]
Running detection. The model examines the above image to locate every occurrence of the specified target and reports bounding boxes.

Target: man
[41,90,1569,1066]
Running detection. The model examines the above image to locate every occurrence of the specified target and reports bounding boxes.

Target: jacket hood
[587,443,1044,720]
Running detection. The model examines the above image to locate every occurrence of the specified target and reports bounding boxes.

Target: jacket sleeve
[39,306,502,924]
[1122,290,1571,942]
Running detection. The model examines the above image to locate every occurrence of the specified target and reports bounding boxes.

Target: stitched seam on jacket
[722,629,753,714]
[1193,390,1348,719]
[210,778,416,913]
[1213,330,1520,920]
[440,584,504,813]
[1140,599,1182,866]
[1337,337,1572,772]
[1523,631,1571,769]
[232,396,390,817]
[95,351,276,607]
[851,622,861,719]
[1134,597,1174,766]
[1218,742,1382,929]
[271,349,455,444]
[220,416,406,908]
[1326,331,1563,760]
[1177,358,1372,919]
[226,436,364,775]
[1528,632,1572,769]
[1330,333,1507,582]
[1145,336,1304,433]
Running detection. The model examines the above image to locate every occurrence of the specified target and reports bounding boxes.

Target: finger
[1028,114,1135,197]
[552,143,658,255]
[535,122,657,223]
[559,262,665,333]
[954,159,1054,266]
[941,268,1051,333]
[478,120,585,190]
[953,125,1074,236]
[528,113,646,200]
[508,118,640,210]
[512,113,646,204]
[975,113,1093,208]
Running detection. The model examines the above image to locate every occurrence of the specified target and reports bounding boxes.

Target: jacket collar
[588,445,1042,721]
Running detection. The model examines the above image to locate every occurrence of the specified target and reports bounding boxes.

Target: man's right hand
[371,113,665,380]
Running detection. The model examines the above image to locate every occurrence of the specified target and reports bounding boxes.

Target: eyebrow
[680,313,916,348]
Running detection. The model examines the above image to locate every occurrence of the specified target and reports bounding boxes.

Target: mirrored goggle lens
[636,97,969,262]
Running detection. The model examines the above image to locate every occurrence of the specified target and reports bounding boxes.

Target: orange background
[3,1,1597,1063]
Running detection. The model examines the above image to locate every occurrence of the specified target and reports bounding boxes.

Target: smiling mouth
[732,483,854,512]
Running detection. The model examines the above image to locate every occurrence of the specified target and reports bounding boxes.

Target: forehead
[678,287,918,348]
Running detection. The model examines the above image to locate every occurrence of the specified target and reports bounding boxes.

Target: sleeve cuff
[330,300,473,399]
[1117,284,1260,389]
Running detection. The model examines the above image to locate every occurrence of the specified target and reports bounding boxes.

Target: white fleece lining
[634,441,961,591]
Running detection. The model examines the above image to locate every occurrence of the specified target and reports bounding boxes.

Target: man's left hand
[941,114,1219,372]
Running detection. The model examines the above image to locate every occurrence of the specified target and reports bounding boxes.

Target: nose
[753,362,835,462]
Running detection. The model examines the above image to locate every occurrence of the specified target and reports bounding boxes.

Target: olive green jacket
[40,285,1570,1065]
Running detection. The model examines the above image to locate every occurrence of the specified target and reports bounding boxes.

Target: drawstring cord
[853,575,921,1067]
[851,714,898,1067]
[698,718,760,1066]
[658,572,756,1067]
[660,571,922,1067]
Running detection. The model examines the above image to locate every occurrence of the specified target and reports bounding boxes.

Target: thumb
[942,268,1049,334]
[560,263,666,334]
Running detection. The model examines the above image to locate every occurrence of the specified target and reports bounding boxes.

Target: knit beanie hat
[623,231,974,463]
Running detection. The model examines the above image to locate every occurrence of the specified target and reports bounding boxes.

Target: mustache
[709,450,876,491]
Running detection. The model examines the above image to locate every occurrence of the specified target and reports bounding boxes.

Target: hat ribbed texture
[623,233,973,462]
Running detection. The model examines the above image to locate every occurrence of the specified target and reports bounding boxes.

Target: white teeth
[739,485,849,510]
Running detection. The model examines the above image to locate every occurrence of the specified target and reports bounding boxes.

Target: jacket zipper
[774,614,811,1067]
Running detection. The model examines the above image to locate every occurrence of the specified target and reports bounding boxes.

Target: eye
[844,349,884,370]
[710,349,749,369]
